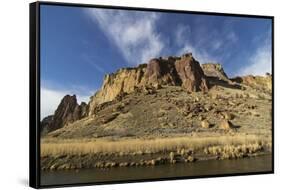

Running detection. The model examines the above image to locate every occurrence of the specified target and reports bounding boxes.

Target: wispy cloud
[82,54,106,73]
[86,9,164,65]
[174,24,218,63]
[177,44,218,64]
[175,24,191,47]
[173,20,240,64]
[236,32,272,76]
[226,31,238,44]
[212,40,223,51]
[85,8,270,77]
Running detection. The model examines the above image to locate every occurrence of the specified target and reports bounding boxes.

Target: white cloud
[237,45,271,76]
[175,24,191,46]
[212,40,223,50]
[82,54,106,73]
[226,31,238,44]
[237,33,271,76]
[86,9,164,65]
[40,87,93,119]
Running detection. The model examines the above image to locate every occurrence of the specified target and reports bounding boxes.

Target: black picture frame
[29,1,274,189]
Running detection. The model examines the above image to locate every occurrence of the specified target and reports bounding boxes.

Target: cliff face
[175,54,208,92]
[144,57,181,86]
[41,95,88,134]
[88,64,147,115]
[88,53,209,115]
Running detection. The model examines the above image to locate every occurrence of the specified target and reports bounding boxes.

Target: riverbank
[41,154,272,186]
[41,134,271,170]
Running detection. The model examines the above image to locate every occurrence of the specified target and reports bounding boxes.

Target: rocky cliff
[88,53,209,115]
[175,53,208,92]
[41,95,88,134]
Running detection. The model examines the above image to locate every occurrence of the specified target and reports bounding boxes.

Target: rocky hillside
[231,74,272,92]
[41,53,272,135]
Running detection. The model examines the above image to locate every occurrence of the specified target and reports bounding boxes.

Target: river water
[41,155,272,186]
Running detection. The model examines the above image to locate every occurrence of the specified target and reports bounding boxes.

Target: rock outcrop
[89,53,209,115]
[144,58,181,86]
[231,74,272,91]
[40,115,54,134]
[175,53,209,92]
[201,63,229,81]
[88,64,147,115]
[41,95,88,134]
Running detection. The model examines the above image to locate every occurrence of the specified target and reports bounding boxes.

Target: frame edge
[31,1,275,188]
[29,1,40,189]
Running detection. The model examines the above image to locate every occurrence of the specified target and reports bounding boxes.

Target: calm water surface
[41,155,272,186]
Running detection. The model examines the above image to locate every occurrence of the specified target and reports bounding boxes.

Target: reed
[41,134,271,157]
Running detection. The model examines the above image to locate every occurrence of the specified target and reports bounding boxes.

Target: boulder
[222,112,235,120]
[219,119,234,130]
[201,120,210,128]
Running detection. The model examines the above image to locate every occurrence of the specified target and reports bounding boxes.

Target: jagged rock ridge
[41,95,88,134]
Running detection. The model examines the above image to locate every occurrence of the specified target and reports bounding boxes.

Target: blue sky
[40,5,272,118]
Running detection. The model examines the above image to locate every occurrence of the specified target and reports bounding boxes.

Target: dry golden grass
[41,134,271,157]
[204,142,271,159]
